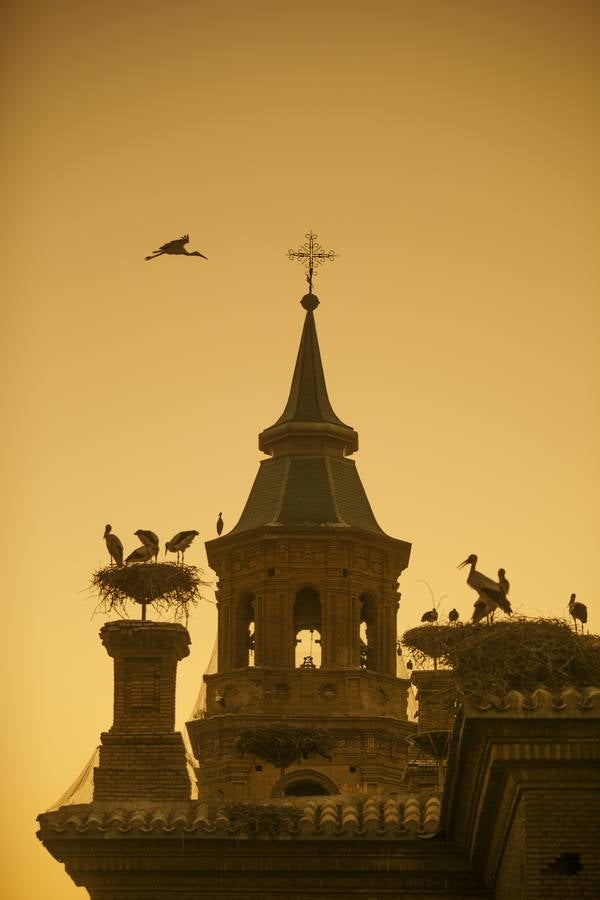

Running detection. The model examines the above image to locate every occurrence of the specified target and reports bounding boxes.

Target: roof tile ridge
[267,456,291,525]
[324,455,348,526]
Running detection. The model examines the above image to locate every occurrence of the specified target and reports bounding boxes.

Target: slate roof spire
[229,292,388,536]
[259,293,359,457]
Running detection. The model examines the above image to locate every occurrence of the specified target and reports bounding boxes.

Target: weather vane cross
[288,231,337,293]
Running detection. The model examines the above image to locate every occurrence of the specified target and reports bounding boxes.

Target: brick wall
[93,621,191,802]
[496,789,600,899]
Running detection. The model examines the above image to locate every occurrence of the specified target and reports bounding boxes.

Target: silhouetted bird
[145,234,207,261]
[568,593,587,634]
[165,530,199,564]
[406,659,414,671]
[448,608,460,624]
[135,529,159,562]
[421,607,438,624]
[216,512,224,535]
[104,524,123,567]
[459,554,512,624]
[125,543,155,565]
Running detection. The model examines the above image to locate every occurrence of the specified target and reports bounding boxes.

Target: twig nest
[402,619,600,699]
[92,562,205,622]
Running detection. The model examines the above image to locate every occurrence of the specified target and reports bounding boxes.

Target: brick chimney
[93,620,191,802]
[410,670,457,732]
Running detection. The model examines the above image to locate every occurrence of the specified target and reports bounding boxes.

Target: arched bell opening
[294,587,321,669]
[359,593,379,672]
[233,592,255,668]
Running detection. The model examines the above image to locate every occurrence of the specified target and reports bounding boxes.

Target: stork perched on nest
[135,529,159,562]
[458,555,512,624]
[568,593,587,634]
[421,607,438,624]
[103,524,123,567]
[145,234,207,261]
[448,608,460,624]
[165,530,199,564]
[125,543,155,565]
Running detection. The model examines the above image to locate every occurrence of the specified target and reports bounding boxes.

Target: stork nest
[402,619,600,698]
[235,723,334,770]
[92,562,206,623]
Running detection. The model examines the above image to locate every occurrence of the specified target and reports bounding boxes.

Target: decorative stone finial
[301,293,320,311]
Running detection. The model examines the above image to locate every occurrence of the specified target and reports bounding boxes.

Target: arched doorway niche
[272,769,339,797]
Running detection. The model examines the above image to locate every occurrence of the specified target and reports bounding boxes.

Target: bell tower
[187,292,414,799]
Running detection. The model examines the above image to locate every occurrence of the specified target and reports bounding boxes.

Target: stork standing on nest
[135,529,159,562]
[448,608,460,624]
[125,543,155,565]
[568,593,587,634]
[104,525,123,567]
[458,555,512,624]
[418,580,445,624]
[145,234,207,261]
[165,530,199,564]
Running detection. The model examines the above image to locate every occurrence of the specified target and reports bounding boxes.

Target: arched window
[359,593,378,672]
[233,592,255,668]
[272,770,339,797]
[294,587,321,668]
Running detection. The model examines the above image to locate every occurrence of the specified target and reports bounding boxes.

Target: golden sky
[2,1,599,896]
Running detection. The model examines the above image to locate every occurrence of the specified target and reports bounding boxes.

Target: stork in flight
[165,530,200,564]
[145,234,207,261]
[104,524,123,567]
[458,554,512,624]
[135,529,159,562]
[568,593,587,634]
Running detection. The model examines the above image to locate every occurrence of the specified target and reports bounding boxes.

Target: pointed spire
[259,294,359,457]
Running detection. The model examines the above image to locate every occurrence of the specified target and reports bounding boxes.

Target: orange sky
[2,2,599,897]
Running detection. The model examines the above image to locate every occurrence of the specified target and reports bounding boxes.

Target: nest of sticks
[402,619,600,698]
[222,802,302,838]
[235,723,334,770]
[92,562,205,623]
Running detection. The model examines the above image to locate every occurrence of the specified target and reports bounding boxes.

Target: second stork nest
[92,563,205,622]
[402,619,600,698]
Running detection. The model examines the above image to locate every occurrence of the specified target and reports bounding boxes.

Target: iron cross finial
[287,231,337,293]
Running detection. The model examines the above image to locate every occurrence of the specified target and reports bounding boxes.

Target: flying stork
[103,524,123,567]
[125,543,155,565]
[165,530,200,564]
[568,593,587,634]
[134,529,159,562]
[145,234,207,261]
[458,554,512,624]
[216,512,224,535]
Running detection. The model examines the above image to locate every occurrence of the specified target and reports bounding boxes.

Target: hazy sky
[2,2,599,897]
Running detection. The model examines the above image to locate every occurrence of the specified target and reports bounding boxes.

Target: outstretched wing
[158,234,189,252]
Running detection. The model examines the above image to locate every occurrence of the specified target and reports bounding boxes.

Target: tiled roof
[465,686,600,716]
[231,456,385,535]
[38,795,441,840]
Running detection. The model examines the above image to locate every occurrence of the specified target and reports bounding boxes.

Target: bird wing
[158,235,189,252]
[471,569,501,592]
[480,586,512,615]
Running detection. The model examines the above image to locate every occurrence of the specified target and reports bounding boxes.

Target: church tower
[187,291,414,799]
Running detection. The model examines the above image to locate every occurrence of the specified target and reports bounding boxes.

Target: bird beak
[457,558,470,569]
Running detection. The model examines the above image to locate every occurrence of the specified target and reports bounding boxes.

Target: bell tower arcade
[187,293,414,800]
